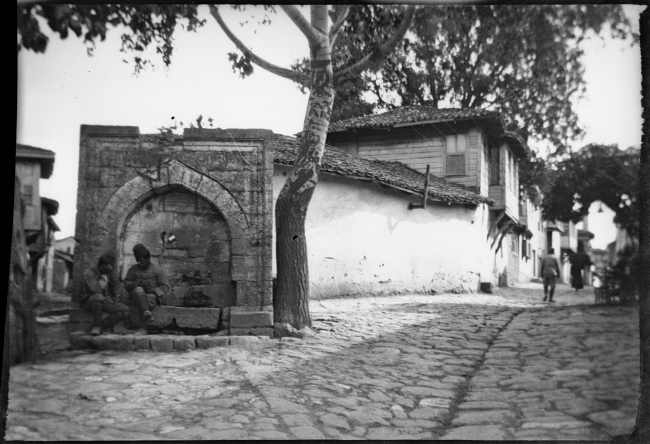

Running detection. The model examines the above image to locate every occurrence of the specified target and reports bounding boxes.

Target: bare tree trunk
[7,177,41,365]
[635,8,649,441]
[274,6,334,328]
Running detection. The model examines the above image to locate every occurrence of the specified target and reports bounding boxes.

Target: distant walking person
[541,248,561,302]
[124,244,170,330]
[570,252,592,292]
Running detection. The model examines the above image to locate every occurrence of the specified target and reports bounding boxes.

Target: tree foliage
[542,144,640,236]
[325,5,635,157]
[17,3,416,329]
[17,4,205,72]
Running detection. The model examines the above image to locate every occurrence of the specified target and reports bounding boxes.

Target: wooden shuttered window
[445,134,467,176]
[489,146,500,185]
[522,237,527,258]
[446,155,465,176]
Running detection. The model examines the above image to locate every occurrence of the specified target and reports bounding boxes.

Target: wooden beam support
[492,220,515,251]
[487,211,507,240]
[408,164,431,210]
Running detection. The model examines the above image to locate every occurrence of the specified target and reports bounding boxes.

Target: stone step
[68,331,275,351]
[150,306,221,330]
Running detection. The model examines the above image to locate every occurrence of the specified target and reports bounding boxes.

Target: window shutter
[456,134,467,153]
[446,135,457,153]
[446,154,465,176]
[490,148,500,185]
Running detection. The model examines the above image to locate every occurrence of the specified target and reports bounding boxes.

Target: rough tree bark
[274,6,334,328]
[7,177,41,365]
[212,5,415,328]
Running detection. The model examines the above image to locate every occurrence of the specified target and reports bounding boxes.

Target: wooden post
[408,164,431,210]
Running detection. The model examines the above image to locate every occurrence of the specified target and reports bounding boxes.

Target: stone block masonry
[150,306,221,330]
[71,125,274,333]
[68,332,269,351]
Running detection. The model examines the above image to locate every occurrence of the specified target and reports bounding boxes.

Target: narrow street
[6,283,640,440]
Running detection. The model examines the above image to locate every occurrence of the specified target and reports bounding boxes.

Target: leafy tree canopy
[17,3,416,329]
[317,5,635,157]
[17,4,208,73]
[541,144,640,236]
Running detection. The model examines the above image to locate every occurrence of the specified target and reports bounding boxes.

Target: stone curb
[68,332,273,352]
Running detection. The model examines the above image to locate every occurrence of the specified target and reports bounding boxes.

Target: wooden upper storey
[326,108,526,219]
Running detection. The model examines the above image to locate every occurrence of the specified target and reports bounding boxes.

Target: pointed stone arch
[99,158,250,277]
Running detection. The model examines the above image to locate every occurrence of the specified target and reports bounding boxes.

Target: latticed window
[490,146,500,185]
[446,155,465,176]
[445,134,467,176]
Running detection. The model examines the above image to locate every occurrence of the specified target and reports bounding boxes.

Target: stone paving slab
[5,283,640,440]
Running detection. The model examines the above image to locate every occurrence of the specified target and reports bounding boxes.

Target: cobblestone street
[6,283,640,440]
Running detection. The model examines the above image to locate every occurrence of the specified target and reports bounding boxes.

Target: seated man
[124,244,170,329]
[81,252,130,336]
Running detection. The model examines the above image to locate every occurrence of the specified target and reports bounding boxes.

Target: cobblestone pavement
[6,283,640,440]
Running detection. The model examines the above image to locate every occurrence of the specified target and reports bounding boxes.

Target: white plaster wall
[35,243,55,292]
[55,236,77,255]
[518,198,544,282]
[273,166,490,299]
[491,230,510,285]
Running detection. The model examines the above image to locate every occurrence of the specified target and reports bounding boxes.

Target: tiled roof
[328,106,503,133]
[16,143,56,158]
[136,132,492,205]
[272,134,493,206]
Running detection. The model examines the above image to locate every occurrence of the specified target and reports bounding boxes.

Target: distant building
[517,187,545,282]
[577,220,595,284]
[325,106,528,289]
[15,143,59,292]
[53,236,76,294]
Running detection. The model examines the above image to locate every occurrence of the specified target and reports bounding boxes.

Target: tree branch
[328,5,351,49]
[334,5,416,85]
[280,5,326,47]
[209,5,310,88]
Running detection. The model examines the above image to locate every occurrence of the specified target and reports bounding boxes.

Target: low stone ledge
[89,335,118,350]
[134,336,151,350]
[150,336,174,352]
[229,311,274,329]
[173,337,196,351]
[229,327,274,337]
[67,332,273,351]
[151,306,221,330]
[229,335,271,345]
[196,336,229,348]
[114,336,135,351]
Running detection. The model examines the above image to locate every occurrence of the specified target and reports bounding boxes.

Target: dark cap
[133,244,150,260]
[98,251,115,267]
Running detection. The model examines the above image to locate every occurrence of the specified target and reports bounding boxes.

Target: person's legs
[543,277,549,301]
[549,276,557,301]
[132,287,149,313]
[82,293,106,335]
[129,287,155,329]
[101,302,131,330]
[144,293,157,320]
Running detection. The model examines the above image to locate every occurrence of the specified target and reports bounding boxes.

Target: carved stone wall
[70,126,274,333]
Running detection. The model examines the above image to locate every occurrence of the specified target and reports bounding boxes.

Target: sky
[16,5,645,251]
